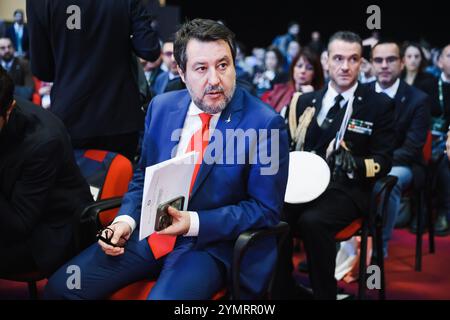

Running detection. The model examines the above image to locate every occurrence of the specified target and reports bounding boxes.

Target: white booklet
[139,151,198,240]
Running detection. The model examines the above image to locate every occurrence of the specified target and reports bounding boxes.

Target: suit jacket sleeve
[195,115,290,248]
[26,1,55,81]
[393,96,429,166]
[352,96,395,181]
[0,139,63,244]
[128,0,161,62]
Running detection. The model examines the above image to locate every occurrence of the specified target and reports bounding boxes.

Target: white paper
[139,151,198,240]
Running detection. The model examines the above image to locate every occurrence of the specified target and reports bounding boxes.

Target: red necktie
[148,113,213,259]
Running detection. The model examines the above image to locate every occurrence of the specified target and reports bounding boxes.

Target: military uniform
[275,82,395,299]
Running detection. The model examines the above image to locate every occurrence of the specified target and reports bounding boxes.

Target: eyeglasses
[372,56,400,65]
[96,227,127,248]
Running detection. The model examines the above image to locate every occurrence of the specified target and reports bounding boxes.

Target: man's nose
[208,69,220,86]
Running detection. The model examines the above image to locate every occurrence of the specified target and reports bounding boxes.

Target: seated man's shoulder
[242,89,284,125]
[297,91,317,104]
[149,89,189,108]
[406,84,429,105]
[15,97,68,150]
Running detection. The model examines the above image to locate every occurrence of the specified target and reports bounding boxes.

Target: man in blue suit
[45,19,289,300]
[151,40,185,96]
[369,41,429,256]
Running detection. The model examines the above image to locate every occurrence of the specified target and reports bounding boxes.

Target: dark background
[165,0,448,54]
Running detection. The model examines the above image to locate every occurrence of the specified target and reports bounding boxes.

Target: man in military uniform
[273,31,395,299]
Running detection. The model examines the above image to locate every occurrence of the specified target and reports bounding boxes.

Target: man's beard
[188,82,236,114]
[1,54,13,62]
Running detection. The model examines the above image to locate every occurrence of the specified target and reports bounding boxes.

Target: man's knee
[298,210,324,234]
[44,268,74,299]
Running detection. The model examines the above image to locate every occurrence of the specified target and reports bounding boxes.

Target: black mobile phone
[155,196,185,231]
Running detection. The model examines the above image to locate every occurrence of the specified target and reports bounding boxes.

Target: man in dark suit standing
[369,41,429,254]
[5,9,29,59]
[26,0,160,160]
[0,68,93,276]
[274,31,395,299]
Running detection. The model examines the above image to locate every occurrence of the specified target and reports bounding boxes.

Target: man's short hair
[13,9,24,17]
[0,67,14,117]
[328,31,363,53]
[174,19,236,73]
[371,40,401,59]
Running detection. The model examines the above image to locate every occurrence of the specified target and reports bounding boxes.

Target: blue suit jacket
[118,87,289,297]
[152,71,170,96]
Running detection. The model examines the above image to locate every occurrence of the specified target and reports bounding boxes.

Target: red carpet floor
[1,228,449,300]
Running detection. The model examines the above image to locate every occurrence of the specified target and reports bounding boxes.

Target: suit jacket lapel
[190,88,244,197]
[394,80,407,122]
[163,93,191,160]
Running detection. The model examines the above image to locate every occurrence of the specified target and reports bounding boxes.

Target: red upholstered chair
[408,131,435,271]
[334,175,398,300]
[103,220,290,300]
[79,194,290,301]
[384,131,434,273]
[0,150,133,299]
[31,77,42,106]
[74,149,133,227]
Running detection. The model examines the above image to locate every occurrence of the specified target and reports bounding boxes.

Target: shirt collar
[168,72,180,81]
[327,81,359,105]
[187,100,222,118]
[441,72,450,84]
[375,78,400,99]
[14,23,23,32]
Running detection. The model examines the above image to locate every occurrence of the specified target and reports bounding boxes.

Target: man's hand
[446,130,450,161]
[98,222,131,256]
[157,206,191,236]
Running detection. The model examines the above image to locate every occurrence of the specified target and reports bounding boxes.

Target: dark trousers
[273,189,360,300]
[0,241,37,276]
[44,233,226,300]
[436,156,450,218]
[71,132,139,162]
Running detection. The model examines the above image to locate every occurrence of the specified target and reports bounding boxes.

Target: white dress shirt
[441,72,450,84]
[317,82,358,127]
[375,78,400,99]
[114,101,221,237]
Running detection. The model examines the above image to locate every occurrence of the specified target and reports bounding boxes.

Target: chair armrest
[74,197,123,251]
[369,175,398,226]
[231,221,290,300]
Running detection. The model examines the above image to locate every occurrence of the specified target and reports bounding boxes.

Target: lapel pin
[312,98,317,103]
[357,96,362,101]
[401,96,406,103]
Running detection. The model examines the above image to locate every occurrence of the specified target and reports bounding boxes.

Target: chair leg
[375,222,386,300]
[427,191,435,254]
[358,223,368,300]
[415,192,423,272]
[28,281,38,300]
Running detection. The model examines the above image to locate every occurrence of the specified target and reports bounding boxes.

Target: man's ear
[177,66,186,83]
